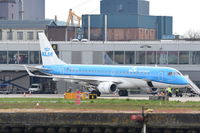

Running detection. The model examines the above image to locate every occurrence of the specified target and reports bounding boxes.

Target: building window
[147,51,156,64]
[7,31,13,40]
[36,32,42,40]
[179,51,189,64]
[157,51,168,64]
[190,51,200,64]
[0,29,2,40]
[168,51,178,64]
[27,32,34,40]
[8,51,18,64]
[0,51,7,64]
[125,51,135,64]
[114,51,124,64]
[29,51,40,64]
[104,51,114,64]
[17,32,23,40]
[18,51,28,64]
[136,51,145,64]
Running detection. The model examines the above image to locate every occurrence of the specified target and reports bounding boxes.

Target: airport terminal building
[1,38,200,93]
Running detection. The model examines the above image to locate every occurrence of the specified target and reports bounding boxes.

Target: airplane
[24,33,190,96]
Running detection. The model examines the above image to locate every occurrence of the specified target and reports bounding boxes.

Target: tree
[185,30,200,40]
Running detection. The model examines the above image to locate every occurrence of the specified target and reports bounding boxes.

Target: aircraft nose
[181,77,190,85]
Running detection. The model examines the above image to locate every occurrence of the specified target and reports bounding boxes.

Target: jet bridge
[184,75,200,96]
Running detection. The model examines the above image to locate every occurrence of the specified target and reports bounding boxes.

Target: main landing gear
[118,90,128,96]
[91,90,101,96]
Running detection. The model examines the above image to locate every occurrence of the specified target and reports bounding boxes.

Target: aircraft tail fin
[38,33,66,66]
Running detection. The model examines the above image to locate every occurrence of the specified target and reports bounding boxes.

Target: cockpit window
[168,72,181,76]
[168,72,172,75]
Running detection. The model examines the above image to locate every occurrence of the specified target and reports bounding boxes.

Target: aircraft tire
[118,90,124,96]
[124,90,128,96]
[119,90,128,96]
[97,91,101,96]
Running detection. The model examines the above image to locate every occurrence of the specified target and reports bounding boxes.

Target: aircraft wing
[17,65,52,71]
[24,65,122,85]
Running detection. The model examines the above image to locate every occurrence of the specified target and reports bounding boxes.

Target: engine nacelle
[141,88,158,93]
[97,82,118,94]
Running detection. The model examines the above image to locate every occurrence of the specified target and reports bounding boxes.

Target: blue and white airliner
[24,33,190,96]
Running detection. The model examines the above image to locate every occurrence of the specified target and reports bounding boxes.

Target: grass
[0,98,200,111]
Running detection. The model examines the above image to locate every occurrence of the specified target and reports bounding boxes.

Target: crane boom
[66,9,81,26]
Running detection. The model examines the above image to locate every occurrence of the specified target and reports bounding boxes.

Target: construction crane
[66,9,81,27]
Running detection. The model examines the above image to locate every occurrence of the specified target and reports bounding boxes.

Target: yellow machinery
[66,9,81,26]
[64,92,86,100]
[64,92,97,100]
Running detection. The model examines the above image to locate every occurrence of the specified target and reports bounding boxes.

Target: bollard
[36,102,40,108]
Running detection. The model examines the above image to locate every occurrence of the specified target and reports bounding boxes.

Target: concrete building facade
[0,0,19,20]
[100,0,149,15]
[0,20,56,41]
[0,0,45,20]
[83,0,173,41]
[0,40,200,93]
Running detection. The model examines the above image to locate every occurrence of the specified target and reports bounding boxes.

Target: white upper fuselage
[42,64,189,89]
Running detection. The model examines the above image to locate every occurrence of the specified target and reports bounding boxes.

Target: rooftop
[0,0,15,3]
[0,20,57,29]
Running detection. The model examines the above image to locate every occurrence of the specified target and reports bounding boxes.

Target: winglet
[24,65,35,77]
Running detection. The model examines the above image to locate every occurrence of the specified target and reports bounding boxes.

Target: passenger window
[168,72,172,75]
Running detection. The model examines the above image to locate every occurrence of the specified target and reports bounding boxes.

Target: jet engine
[97,82,118,94]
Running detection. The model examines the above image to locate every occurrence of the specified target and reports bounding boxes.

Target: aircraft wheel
[124,90,128,96]
[118,90,128,96]
[97,90,101,96]
[118,90,124,96]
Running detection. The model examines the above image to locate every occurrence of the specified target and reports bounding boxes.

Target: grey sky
[46,0,200,35]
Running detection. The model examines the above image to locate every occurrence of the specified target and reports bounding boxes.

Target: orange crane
[66,9,81,26]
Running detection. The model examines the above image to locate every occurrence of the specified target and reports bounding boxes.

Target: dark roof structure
[0,20,57,29]
[0,0,15,3]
